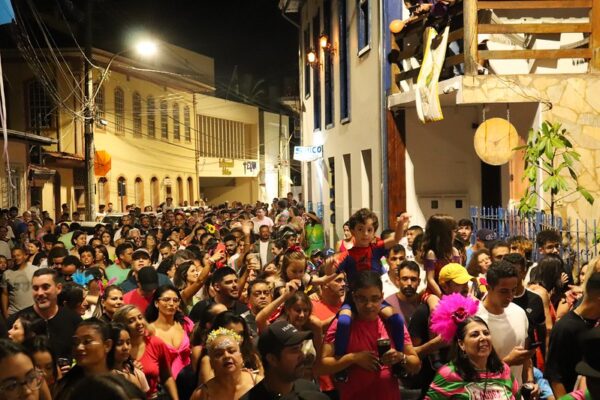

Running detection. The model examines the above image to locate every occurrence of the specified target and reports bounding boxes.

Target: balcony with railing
[388,0,599,96]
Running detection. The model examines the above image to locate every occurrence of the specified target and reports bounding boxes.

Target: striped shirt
[426,362,518,400]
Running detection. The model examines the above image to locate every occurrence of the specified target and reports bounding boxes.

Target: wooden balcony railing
[390,0,599,93]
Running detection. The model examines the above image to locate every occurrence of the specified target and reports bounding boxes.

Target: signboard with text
[293,145,323,162]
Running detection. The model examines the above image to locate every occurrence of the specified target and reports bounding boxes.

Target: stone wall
[461,74,600,225]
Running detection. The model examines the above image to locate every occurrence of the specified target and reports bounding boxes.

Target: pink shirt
[325,317,412,400]
[156,317,194,378]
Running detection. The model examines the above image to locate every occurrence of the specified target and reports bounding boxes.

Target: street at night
[0,0,599,399]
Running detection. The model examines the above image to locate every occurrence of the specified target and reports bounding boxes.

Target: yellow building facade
[1,46,266,218]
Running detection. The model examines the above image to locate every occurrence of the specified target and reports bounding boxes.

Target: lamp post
[83,34,157,221]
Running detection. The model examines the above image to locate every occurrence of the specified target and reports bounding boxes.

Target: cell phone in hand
[526,341,542,350]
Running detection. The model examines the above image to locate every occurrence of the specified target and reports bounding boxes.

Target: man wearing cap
[240,320,327,400]
[545,272,600,397]
[123,266,158,313]
[119,248,171,293]
[475,228,498,251]
[476,261,536,390]
[252,224,273,268]
[560,328,600,400]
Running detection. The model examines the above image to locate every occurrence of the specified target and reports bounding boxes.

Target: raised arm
[255,279,301,332]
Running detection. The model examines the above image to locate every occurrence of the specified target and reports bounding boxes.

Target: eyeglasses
[0,369,43,394]
[158,297,181,304]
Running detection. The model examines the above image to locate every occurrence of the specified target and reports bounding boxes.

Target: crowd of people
[0,196,598,400]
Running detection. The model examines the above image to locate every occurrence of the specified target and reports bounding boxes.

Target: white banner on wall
[293,145,323,162]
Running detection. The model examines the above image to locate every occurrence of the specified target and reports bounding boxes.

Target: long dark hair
[76,318,116,370]
[423,214,457,260]
[109,322,134,372]
[210,311,260,371]
[144,285,186,324]
[13,312,47,348]
[530,255,564,293]
[95,245,112,266]
[451,316,503,382]
[173,260,195,290]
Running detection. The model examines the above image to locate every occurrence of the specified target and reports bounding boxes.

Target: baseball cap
[137,267,158,292]
[258,321,312,357]
[439,263,474,285]
[476,229,497,244]
[576,328,600,378]
[310,249,322,257]
[132,248,151,260]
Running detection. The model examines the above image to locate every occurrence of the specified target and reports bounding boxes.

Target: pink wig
[430,293,479,343]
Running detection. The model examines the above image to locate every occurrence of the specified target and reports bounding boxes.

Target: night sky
[93,0,299,100]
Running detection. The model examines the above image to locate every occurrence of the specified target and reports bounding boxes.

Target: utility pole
[84,0,95,221]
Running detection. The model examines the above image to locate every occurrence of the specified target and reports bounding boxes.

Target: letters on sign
[293,145,323,162]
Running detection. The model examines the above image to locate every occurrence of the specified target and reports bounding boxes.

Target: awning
[28,164,56,181]
[4,129,58,145]
[43,151,85,168]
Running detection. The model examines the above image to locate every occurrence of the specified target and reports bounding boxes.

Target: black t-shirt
[512,289,546,345]
[406,302,439,391]
[189,298,249,323]
[545,310,597,392]
[240,379,328,400]
[16,306,82,359]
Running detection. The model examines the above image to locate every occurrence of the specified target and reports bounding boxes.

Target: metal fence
[470,206,599,268]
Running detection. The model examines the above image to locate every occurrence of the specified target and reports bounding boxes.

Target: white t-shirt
[251,216,274,234]
[476,302,529,384]
[259,240,269,267]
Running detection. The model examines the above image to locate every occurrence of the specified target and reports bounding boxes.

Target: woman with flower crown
[190,327,261,400]
[425,293,519,399]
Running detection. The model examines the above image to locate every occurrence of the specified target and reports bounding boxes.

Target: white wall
[405,106,482,224]
[300,0,384,243]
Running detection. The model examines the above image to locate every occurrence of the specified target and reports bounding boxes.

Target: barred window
[132,92,142,137]
[183,106,191,142]
[27,80,55,130]
[95,85,105,128]
[147,96,156,138]
[160,100,168,139]
[114,87,125,134]
[173,102,180,140]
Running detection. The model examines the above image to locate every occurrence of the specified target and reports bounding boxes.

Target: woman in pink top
[145,285,194,379]
[319,271,421,400]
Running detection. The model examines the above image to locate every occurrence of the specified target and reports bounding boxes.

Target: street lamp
[84,39,157,221]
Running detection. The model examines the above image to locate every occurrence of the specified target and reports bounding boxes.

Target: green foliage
[517,121,594,217]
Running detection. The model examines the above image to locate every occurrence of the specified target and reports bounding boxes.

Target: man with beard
[241,320,327,400]
[241,278,273,339]
[385,261,421,323]
[12,268,81,360]
[223,234,240,269]
[252,225,274,268]
[189,266,248,322]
